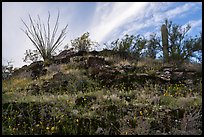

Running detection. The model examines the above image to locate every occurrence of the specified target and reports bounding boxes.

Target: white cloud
[89,2,149,45]
[102,2,200,46]
[188,19,202,28]
[182,19,202,35]
[165,2,196,19]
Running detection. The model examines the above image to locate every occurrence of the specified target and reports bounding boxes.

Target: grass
[2,58,202,135]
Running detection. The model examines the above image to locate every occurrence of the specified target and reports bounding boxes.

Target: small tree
[182,32,202,63]
[21,11,68,62]
[161,19,202,64]
[23,49,42,63]
[71,32,97,52]
[145,33,161,59]
[111,34,146,60]
[2,59,14,80]
[132,34,147,59]
[112,34,135,52]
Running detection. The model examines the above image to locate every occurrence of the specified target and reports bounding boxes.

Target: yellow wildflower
[140,111,143,116]
[164,91,169,96]
[51,127,55,131]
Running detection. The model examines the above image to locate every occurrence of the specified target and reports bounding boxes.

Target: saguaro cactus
[161,24,169,63]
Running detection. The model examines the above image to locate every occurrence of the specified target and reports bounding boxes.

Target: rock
[12,69,31,79]
[46,64,61,73]
[28,61,44,70]
[95,127,104,135]
[89,50,99,56]
[86,56,107,68]
[96,66,120,86]
[184,79,193,85]
[12,65,28,78]
[70,56,86,63]
[43,82,61,93]
[75,50,88,56]
[41,81,50,92]
[27,61,46,79]
[52,72,65,81]
[72,109,79,116]
[120,65,136,73]
[53,49,76,64]
[11,61,47,79]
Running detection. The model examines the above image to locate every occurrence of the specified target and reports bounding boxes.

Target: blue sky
[2,2,202,68]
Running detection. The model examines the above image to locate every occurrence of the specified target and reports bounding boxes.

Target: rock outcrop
[53,49,76,64]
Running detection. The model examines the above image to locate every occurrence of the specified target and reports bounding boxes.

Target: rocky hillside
[2,49,202,135]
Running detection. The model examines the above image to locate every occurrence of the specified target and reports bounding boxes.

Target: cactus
[161,24,169,63]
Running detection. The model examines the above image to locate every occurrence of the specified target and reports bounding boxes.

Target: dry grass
[3,77,33,93]
[137,58,162,68]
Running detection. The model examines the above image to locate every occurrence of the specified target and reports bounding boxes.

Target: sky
[2,2,202,68]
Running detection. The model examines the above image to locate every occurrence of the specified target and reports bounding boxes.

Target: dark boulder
[53,49,76,64]
[89,50,99,56]
[12,65,28,78]
[86,56,107,68]
[26,61,47,79]
[52,72,65,81]
[75,50,88,56]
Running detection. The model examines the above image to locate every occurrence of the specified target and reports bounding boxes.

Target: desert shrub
[2,60,14,80]
[71,32,98,52]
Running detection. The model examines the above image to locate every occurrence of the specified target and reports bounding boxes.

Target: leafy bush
[71,32,98,52]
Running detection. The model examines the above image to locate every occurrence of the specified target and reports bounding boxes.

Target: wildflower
[76,119,79,123]
[46,127,50,130]
[36,124,40,127]
[164,91,169,96]
[51,127,55,131]
[140,111,143,116]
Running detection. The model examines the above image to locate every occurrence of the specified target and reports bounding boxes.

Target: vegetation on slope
[2,14,202,135]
